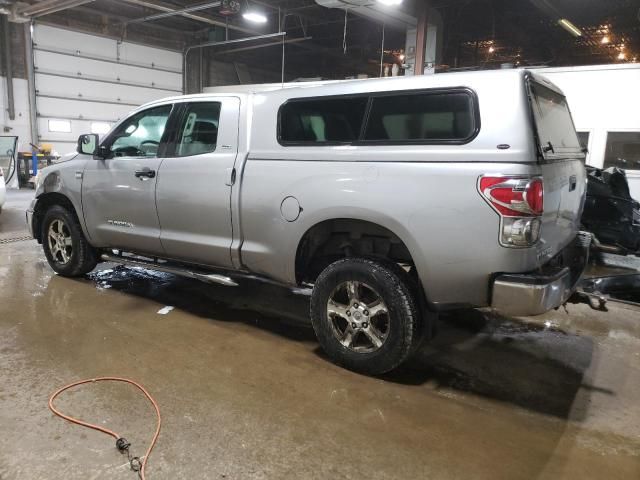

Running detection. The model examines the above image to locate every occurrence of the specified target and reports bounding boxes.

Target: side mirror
[77,134,99,156]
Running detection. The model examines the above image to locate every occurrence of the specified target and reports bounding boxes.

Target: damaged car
[582,166,640,255]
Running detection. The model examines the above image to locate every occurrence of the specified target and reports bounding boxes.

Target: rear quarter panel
[241,157,551,308]
[239,71,560,308]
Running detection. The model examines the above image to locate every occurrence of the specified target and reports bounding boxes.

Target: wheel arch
[293,214,426,289]
[33,192,85,244]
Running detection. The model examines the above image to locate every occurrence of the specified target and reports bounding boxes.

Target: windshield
[529,80,584,159]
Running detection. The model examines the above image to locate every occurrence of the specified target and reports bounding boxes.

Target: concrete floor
[1,188,639,479]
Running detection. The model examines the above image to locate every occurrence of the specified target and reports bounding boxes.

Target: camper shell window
[277,88,480,146]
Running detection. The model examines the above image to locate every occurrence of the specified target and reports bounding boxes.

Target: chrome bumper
[491,232,591,316]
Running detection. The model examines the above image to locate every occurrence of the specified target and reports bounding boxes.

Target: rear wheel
[42,205,97,277]
[310,257,420,375]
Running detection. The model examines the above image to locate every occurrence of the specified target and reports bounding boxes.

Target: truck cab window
[174,102,221,157]
[107,105,172,158]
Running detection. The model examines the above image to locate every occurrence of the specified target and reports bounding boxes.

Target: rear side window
[364,91,476,142]
[279,97,368,144]
[174,102,221,157]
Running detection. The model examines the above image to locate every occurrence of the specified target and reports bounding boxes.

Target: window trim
[276,87,481,147]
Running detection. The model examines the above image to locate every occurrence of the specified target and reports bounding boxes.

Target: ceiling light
[601,35,610,44]
[618,52,626,60]
[488,46,495,53]
[377,0,403,5]
[558,18,582,37]
[398,54,405,60]
[242,10,267,23]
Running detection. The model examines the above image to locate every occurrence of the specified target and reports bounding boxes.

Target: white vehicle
[0,168,6,214]
[29,70,589,374]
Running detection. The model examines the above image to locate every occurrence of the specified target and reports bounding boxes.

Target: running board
[100,253,238,287]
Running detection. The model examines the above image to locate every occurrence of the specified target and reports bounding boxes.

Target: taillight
[479,175,544,247]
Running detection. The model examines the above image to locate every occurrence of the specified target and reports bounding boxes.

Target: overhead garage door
[33,24,182,155]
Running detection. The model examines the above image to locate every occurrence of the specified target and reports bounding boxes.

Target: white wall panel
[35,25,115,57]
[118,42,182,71]
[34,51,182,91]
[33,24,183,154]
[37,96,133,120]
[32,75,164,106]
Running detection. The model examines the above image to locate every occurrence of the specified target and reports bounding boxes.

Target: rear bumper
[491,232,591,316]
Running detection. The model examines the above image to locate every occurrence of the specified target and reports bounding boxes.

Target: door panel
[81,104,173,254]
[82,157,163,253]
[156,98,240,268]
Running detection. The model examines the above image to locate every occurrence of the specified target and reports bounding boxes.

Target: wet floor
[1,189,639,479]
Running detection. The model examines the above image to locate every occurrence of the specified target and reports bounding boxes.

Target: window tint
[174,102,221,157]
[529,82,582,157]
[604,132,640,171]
[279,97,368,143]
[364,92,475,142]
[108,105,172,158]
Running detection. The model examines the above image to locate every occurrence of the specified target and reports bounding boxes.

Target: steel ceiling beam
[117,0,257,34]
[18,0,95,17]
[123,1,222,26]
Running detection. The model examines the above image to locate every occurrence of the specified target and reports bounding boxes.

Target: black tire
[42,205,97,277]
[310,257,420,375]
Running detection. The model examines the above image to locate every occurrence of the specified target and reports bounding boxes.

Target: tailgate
[528,74,587,258]
[539,159,586,254]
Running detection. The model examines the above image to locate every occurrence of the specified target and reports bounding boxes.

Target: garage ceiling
[5,0,640,78]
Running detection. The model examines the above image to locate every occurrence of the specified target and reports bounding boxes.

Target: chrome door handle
[134,168,156,179]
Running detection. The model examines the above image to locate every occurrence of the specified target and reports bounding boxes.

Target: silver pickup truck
[27,69,589,374]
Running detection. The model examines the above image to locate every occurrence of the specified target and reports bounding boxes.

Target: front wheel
[42,205,97,277]
[310,257,420,375]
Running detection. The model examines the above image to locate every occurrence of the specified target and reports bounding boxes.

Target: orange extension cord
[49,377,161,480]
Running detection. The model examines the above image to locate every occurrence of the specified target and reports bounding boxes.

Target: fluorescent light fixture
[558,18,582,37]
[48,119,71,133]
[377,0,403,5]
[242,11,267,23]
[91,122,111,134]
